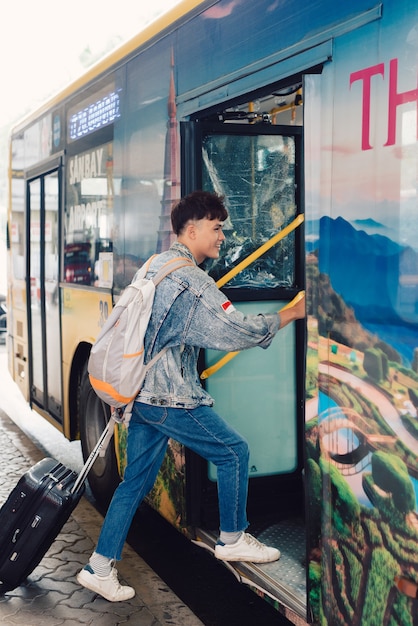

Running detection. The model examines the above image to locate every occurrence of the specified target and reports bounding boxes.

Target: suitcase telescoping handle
[70,406,127,495]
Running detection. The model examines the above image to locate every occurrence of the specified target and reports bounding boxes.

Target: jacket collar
[170,241,198,265]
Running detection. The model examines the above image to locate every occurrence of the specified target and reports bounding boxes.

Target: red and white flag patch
[221,300,235,314]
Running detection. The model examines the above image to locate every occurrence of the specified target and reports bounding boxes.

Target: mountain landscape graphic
[308,216,418,363]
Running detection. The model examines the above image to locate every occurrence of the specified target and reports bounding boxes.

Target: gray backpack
[88,255,193,411]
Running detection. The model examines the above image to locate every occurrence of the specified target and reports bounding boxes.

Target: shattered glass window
[202,133,298,289]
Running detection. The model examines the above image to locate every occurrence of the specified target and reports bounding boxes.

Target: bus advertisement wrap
[6,0,418,623]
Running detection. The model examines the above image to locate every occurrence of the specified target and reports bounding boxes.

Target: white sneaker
[215,533,280,563]
[77,565,135,602]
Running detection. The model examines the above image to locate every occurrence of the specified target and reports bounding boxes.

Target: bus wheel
[79,367,121,508]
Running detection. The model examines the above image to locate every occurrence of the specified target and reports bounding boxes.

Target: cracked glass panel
[202,133,297,289]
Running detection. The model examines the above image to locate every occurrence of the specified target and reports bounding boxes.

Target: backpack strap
[136,256,194,391]
[133,254,158,282]
[152,255,194,285]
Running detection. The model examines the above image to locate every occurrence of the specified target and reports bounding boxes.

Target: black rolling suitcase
[0,413,118,593]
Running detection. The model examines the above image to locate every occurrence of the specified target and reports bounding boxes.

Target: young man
[77,190,306,601]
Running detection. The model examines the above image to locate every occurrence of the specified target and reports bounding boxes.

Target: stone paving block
[32,577,80,596]
[25,564,56,582]
[2,609,65,625]
[32,557,65,572]
[0,595,40,612]
[150,601,206,626]
[83,596,145,616]
[44,603,106,623]
[49,541,95,561]
[85,598,160,626]
[0,585,49,602]
[49,530,80,546]
[59,620,97,626]
[56,529,86,544]
[78,606,156,626]
[118,569,174,607]
[97,607,157,625]
[24,589,68,610]
[45,540,72,557]
[58,586,99,609]
[43,560,85,582]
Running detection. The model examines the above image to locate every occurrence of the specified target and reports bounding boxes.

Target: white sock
[219,531,243,545]
[89,551,113,576]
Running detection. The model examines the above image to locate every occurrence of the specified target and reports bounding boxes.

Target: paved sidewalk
[0,409,204,626]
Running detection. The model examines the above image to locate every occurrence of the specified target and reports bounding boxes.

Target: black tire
[79,366,121,507]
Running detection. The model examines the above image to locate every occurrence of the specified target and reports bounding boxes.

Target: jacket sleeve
[181,278,281,352]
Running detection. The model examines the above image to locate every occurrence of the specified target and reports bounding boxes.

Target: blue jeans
[96,402,250,560]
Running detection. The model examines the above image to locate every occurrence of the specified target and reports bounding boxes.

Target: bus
[6,0,418,623]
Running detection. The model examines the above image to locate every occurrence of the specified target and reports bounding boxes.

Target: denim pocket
[136,403,168,425]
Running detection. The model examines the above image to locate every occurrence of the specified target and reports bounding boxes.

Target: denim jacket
[137,241,281,409]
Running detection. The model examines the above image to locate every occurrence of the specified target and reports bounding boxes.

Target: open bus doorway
[180,82,307,615]
[27,166,63,423]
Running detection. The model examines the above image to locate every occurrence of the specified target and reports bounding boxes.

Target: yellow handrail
[215,213,304,288]
[200,213,305,381]
[200,290,305,379]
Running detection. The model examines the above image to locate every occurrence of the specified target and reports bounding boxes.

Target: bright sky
[0,0,182,293]
[0,0,182,125]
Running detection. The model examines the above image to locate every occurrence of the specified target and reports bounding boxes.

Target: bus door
[181,120,305,527]
[27,165,63,422]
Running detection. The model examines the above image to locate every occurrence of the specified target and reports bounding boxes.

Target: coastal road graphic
[306,362,418,455]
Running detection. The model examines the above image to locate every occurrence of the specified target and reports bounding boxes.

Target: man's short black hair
[171,191,228,235]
